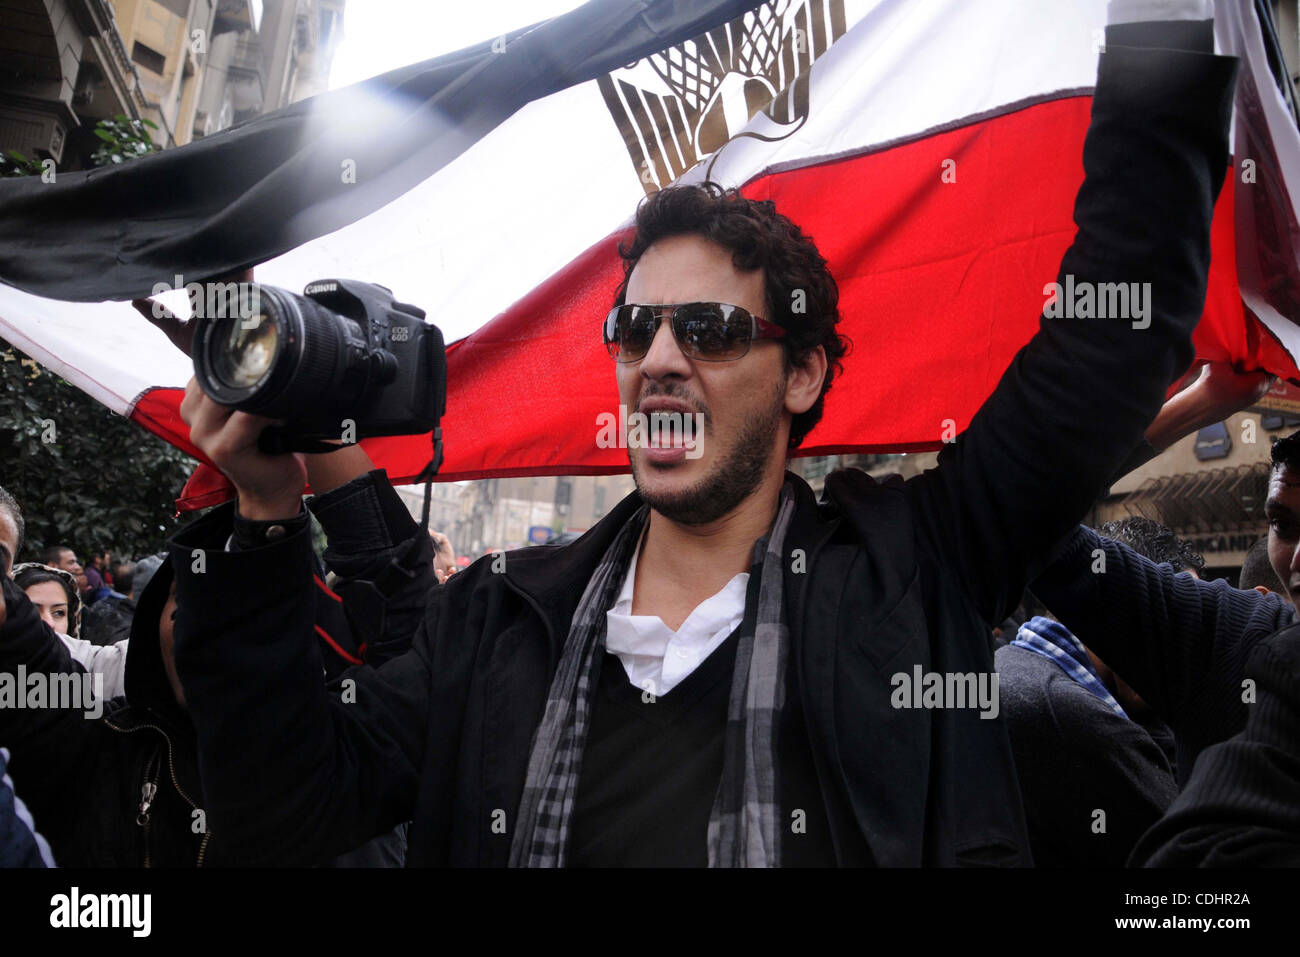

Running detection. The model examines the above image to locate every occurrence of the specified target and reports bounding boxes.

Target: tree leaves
[89,116,158,169]
[0,346,194,561]
[0,150,45,179]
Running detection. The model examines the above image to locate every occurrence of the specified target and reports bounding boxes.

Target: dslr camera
[191,278,446,455]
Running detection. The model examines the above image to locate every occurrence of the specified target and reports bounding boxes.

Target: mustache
[636,385,710,428]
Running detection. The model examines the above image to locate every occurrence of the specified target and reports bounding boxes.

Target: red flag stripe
[136,95,1275,510]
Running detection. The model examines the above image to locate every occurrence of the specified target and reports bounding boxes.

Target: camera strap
[416,426,444,532]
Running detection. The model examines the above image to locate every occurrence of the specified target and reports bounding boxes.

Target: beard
[631,378,786,526]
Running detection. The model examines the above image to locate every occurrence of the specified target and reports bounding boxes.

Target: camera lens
[211,311,279,390]
[193,283,370,426]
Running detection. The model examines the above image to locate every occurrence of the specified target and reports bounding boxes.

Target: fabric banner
[0,0,1296,509]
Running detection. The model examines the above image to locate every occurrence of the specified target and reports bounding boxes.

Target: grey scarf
[509,481,797,867]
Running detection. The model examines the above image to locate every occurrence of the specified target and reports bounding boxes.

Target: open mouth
[645,411,697,451]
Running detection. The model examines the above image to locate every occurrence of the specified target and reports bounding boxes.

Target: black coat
[0,480,433,866]
[0,563,209,867]
[168,40,1236,866]
[995,643,1177,867]
[1030,524,1298,785]
[1132,622,1300,866]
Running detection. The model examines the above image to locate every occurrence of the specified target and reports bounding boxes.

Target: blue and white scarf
[1011,616,1129,719]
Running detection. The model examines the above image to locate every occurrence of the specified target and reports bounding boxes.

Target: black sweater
[1132,621,1300,866]
[1030,525,1297,785]
[569,629,836,867]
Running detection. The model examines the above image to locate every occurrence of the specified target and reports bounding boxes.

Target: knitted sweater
[1132,621,1300,866]
[1030,525,1296,785]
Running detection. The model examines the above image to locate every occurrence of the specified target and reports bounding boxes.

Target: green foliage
[2,114,159,179]
[0,346,194,563]
[89,114,158,168]
[0,150,46,179]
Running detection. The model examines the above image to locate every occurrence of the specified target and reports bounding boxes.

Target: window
[131,42,167,75]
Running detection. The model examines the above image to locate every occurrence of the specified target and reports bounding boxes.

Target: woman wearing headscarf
[12,563,126,698]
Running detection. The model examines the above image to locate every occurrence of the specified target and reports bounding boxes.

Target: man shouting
[167,3,1235,866]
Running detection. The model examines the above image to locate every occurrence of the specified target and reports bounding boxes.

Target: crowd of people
[2,1,1298,870]
[3,444,1297,868]
[996,513,1296,866]
[0,481,460,867]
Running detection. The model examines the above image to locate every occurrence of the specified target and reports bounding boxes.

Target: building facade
[0,0,344,170]
[1097,393,1300,581]
[391,473,639,559]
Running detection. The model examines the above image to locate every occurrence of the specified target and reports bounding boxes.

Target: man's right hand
[179,377,307,522]
[133,268,254,358]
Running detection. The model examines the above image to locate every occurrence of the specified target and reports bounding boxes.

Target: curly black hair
[612,182,850,449]
[1098,516,1206,574]
[1271,429,1300,473]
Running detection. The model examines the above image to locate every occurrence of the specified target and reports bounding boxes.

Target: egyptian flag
[0,0,1297,510]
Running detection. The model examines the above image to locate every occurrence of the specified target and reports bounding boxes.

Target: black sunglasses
[603,302,787,363]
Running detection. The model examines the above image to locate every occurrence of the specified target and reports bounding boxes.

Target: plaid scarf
[1011,616,1129,719]
[509,481,797,867]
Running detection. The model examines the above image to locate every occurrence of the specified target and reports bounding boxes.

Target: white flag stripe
[5,0,1281,426]
[694,0,1107,191]
[0,297,189,415]
[204,0,1109,348]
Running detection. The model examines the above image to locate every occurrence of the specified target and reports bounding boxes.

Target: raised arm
[1030,525,1295,757]
[170,503,446,865]
[307,467,436,667]
[166,371,456,863]
[907,24,1236,624]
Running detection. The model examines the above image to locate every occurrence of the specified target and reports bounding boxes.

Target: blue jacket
[0,747,54,868]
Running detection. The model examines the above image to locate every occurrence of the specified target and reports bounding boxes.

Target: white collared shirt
[604,527,748,697]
